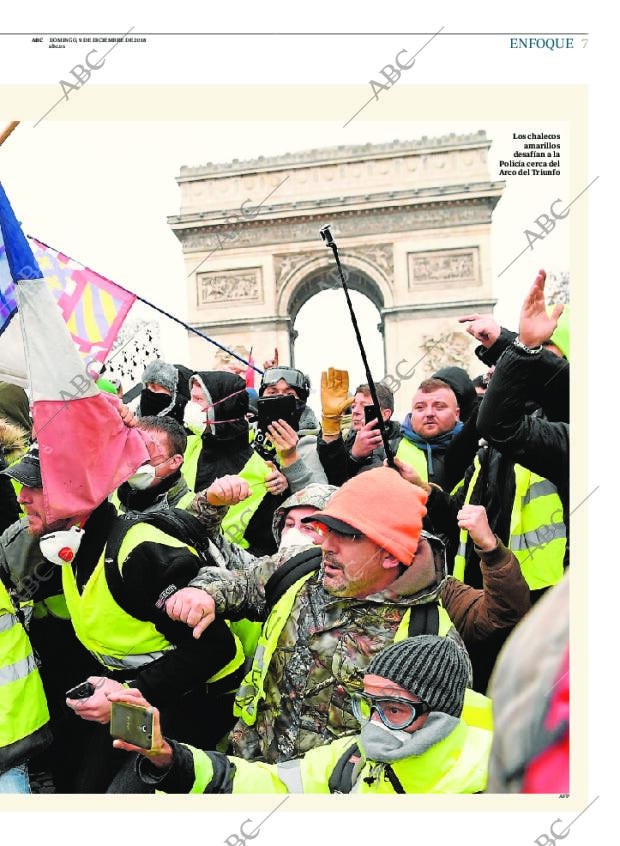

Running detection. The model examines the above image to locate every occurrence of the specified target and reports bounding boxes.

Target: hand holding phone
[108,690,173,768]
[110,700,154,750]
[66,681,95,700]
[363,404,380,426]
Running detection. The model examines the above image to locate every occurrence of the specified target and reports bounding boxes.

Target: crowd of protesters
[0,269,569,796]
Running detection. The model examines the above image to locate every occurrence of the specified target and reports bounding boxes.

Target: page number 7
[581,38,588,47]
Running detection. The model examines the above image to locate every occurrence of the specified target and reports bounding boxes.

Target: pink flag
[0,179,149,522]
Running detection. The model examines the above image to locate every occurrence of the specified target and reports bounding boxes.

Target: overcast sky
[0,118,569,411]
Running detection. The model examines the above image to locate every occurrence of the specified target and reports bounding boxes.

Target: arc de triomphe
[169,131,504,378]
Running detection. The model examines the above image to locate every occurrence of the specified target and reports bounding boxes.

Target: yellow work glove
[320,368,352,437]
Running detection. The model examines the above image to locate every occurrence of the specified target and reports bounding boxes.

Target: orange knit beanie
[309,466,428,565]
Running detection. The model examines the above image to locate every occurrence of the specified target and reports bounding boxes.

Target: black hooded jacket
[186,371,286,557]
[189,371,253,492]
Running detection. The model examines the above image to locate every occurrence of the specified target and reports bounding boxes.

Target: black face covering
[139,389,173,418]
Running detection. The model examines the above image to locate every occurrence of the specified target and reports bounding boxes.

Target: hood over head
[190,371,249,442]
[432,366,478,422]
[272,482,338,543]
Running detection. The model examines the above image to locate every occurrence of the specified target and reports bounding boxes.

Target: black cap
[1,443,42,487]
[301,513,360,536]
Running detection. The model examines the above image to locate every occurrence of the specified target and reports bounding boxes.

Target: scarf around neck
[400,415,464,475]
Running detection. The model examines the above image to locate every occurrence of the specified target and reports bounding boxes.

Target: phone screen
[110,701,154,750]
[257,395,300,431]
[364,404,380,425]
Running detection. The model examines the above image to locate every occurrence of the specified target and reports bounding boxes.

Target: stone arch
[276,254,389,368]
[276,252,392,325]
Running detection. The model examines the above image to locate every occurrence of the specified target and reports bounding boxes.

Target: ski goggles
[351,691,431,730]
[261,367,309,395]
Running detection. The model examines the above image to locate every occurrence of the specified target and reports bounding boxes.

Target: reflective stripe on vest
[234,570,316,724]
[509,466,566,590]
[61,523,245,680]
[453,455,484,581]
[452,459,565,590]
[395,439,429,483]
[0,585,50,752]
[276,759,305,793]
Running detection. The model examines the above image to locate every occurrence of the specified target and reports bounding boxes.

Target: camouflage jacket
[188,540,456,763]
[187,504,528,764]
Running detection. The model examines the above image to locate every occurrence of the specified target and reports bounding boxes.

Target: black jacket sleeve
[110,540,239,707]
[476,345,569,491]
[317,433,351,486]
[439,396,483,492]
[475,327,518,366]
[0,471,20,534]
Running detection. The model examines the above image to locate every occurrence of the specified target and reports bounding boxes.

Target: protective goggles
[261,367,309,396]
[351,691,431,730]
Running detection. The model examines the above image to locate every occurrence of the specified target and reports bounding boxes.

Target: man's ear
[381,408,392,423]
[170,454,184,472]
[382,552,402,571]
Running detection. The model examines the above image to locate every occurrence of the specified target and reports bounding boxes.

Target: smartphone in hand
[110,701,154,750]
[364,404,380,426]
[254,394,301,460]
[66,681,95,699]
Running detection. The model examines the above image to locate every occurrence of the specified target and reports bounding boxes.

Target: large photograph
[1,108,575,805]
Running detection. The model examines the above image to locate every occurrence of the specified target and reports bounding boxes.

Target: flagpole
[30,235,264,375]
[0,122,20,148]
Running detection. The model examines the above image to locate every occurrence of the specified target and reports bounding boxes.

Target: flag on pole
[0,232,136,386]
[31,238,136,365]
[0,180,149,522]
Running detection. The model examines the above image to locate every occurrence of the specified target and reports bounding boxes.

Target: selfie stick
[319,224,396,468]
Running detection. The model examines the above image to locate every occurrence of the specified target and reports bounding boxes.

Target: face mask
[360,712,459,762]
[183,400,207,435]
[279,527,316,549]
[126,463,157,490]
[139,389,173,417]
[39,525,85,566]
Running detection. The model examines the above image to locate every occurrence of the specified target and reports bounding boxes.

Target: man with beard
[165,466,529,763]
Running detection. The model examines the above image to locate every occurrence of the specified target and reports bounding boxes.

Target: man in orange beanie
[163,467,529,764]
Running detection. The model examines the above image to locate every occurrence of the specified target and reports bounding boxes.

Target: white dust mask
[279,527,316,549]
[126,463,157,490]
[183,400,207,435]
[39,525,85,566]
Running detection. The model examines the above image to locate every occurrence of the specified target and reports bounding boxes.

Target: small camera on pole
[319,224,396,469]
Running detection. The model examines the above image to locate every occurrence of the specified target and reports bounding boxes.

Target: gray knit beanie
[367,635,468,717]
[141,360,178,394]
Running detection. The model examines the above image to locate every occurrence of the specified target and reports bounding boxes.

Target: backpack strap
[383,764,406,794]
[328,741,361,794]
[407,601,440,637]
[264,547,322,614]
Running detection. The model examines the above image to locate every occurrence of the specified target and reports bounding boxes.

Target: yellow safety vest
[453,456,566,590]
[0,580,50,768]
[181,714,491,795]
[234,569,492,731]
[183,437,271,550]
[61,523,244,680]
[395,439,429,482]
